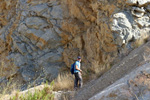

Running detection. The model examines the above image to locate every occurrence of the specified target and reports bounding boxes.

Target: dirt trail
[73,41,150,100]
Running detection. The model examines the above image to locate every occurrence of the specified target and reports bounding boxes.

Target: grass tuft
[53,73,74,91]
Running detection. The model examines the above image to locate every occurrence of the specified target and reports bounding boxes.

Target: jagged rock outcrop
[111,0,150,47]
[0,0,150,90]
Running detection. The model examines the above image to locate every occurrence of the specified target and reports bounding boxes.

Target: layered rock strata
[0,0,150,89]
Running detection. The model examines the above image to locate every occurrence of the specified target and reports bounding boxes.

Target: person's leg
[78,72,83,88]
[74,73,78,89]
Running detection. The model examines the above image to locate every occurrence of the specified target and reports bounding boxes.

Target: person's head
[77,56,81,62]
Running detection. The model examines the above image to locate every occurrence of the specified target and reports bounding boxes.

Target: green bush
[10,81,54,100]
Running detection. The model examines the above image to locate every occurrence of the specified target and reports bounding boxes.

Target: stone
[131,7,145,18]
[112,12,132,29]
[135,16,150,27]
[54,91,75,100]
[133,7,145,13]
[131,29,141,39]
[126,0,150,6]
[111,12,133,45]
[25,17,49,29]
[126,0,137,5]
[137,0,150,6]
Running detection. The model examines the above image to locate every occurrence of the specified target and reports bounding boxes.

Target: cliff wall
[0,0,150,89]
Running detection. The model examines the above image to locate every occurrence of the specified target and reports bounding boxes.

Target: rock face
[0,0,150,89]
[111,1,150,47]
[0,0,64,89]
[73,41,150,100]
[90,63,150,100]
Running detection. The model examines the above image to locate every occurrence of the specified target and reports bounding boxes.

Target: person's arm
[75,65,82,72]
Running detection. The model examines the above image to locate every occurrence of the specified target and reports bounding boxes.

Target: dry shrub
[54,73,74,91]
[0,60,22,98]
[0,78,20,100]
[134,34,149,48]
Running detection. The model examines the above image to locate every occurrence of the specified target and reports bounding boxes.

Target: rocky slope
[73,41,150,100]
[90,63,150,100]
[0,0,150,90]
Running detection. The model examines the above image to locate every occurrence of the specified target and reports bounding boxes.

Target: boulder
[131,7,145,18]
[111,12,133,45]
[112,12,132,30]
[135,16,150,27]
[133,7,145,13]
[126,0,150,6]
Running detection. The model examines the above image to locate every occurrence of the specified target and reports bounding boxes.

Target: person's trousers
[74,72,83,88]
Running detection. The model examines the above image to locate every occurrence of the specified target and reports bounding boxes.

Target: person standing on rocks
[74,56,83,90]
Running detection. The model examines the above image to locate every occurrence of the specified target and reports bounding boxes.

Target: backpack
[70,63,75,74]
